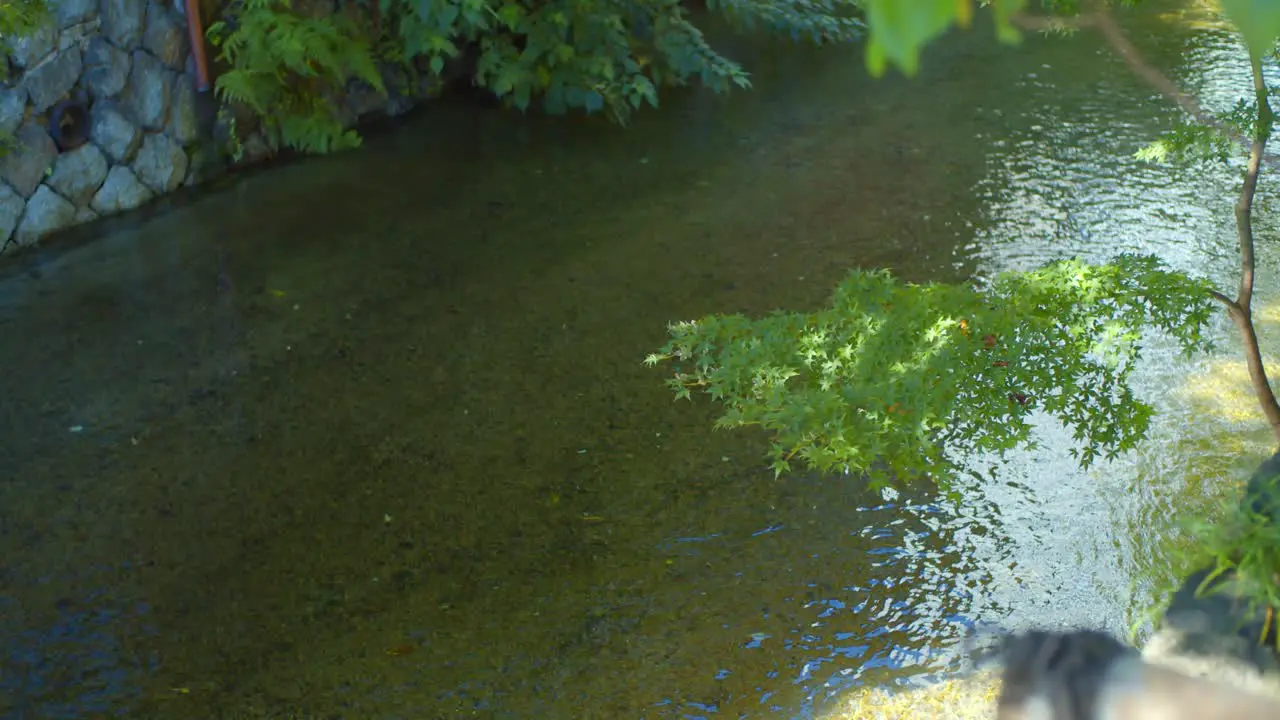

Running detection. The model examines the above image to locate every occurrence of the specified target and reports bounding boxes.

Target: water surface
[2,2,1278,718]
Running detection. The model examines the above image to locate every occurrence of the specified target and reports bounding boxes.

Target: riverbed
[2,1,1277,718]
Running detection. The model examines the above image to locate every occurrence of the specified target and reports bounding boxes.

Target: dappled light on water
[3,0,1280,718]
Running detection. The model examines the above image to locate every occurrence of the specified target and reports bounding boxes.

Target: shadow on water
[2,1,1278,718]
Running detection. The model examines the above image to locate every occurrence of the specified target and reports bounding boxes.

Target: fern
[208,0,384,154]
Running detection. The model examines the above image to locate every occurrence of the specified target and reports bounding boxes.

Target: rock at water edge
[132,132,188,193]
[15,185,77,246]
[0,183,25,247]
[91,165,154,214]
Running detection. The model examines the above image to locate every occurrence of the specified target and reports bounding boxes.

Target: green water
[2,2,1279,718]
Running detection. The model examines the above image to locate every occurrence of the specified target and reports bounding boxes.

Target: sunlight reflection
[822,671,999,720]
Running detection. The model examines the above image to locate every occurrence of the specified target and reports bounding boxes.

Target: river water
[2,2,1278,718]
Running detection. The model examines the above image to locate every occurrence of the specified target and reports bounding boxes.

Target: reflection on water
[1,1,1278,718]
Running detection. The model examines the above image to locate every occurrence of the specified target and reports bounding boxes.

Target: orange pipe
[184,0,213,92]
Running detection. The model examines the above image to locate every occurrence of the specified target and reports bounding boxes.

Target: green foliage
[1183,491,1280,651]
[0,0,838,154]
[1136,90,1280,165]
[207,0,866,154]
[385,0,863,120]
[858,0,1105,78]
[0,0,47,66]
[646,255,1217,486]
[1135,120,1235,165]
[861,0,1024,78]
[0,0,48,154]
[1221,0,1280,60]
[208,0,385,154]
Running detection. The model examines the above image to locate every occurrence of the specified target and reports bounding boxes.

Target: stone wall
[0,0,205,255]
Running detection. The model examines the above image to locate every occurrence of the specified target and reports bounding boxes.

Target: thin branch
[1229,53,1280,440]
[1013,6,1280,168]
[1235,54,1269,315]
[1019,3,1280,437]
[1209,289,1239,310]
[1089,8,1225,136]
[1012,8,1220,134]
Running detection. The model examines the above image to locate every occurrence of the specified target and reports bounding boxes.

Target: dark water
[2,2,1278,718]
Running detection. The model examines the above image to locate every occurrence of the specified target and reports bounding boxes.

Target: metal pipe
[183,0,212,92]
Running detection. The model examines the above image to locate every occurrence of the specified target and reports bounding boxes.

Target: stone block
[143,0,188,71]
[0,88,26,137]
[1,122,58,198]
[15,184,76,246]
[122,49,172,130]
[56,0,100,28]
[91,165,153,214]
[167,72,199,144]
[132,131,187,192]
[59,18,103,53]
[8,20,58,69]
[90,103,142,162]
[101,0,148,51]
[24,47,83,114]
[83,36,132,98]
[0,182,25,247]
[47,143,110,206]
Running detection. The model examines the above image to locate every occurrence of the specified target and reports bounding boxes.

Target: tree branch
[1016,4,1280,439]
[1230,54,1280,440]
[1209,289,1239,311]
[1013,7,1280,169]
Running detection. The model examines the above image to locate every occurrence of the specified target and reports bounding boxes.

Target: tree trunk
[1232,55,1280,443]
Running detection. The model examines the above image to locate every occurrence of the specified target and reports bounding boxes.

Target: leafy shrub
[208,0,385,154]
[646,254,1218,485]
[0,0,47,70]
[206,0,866,153]
[0,0,48,155]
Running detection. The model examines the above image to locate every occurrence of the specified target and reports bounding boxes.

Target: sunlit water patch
[2,1,1277,718]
